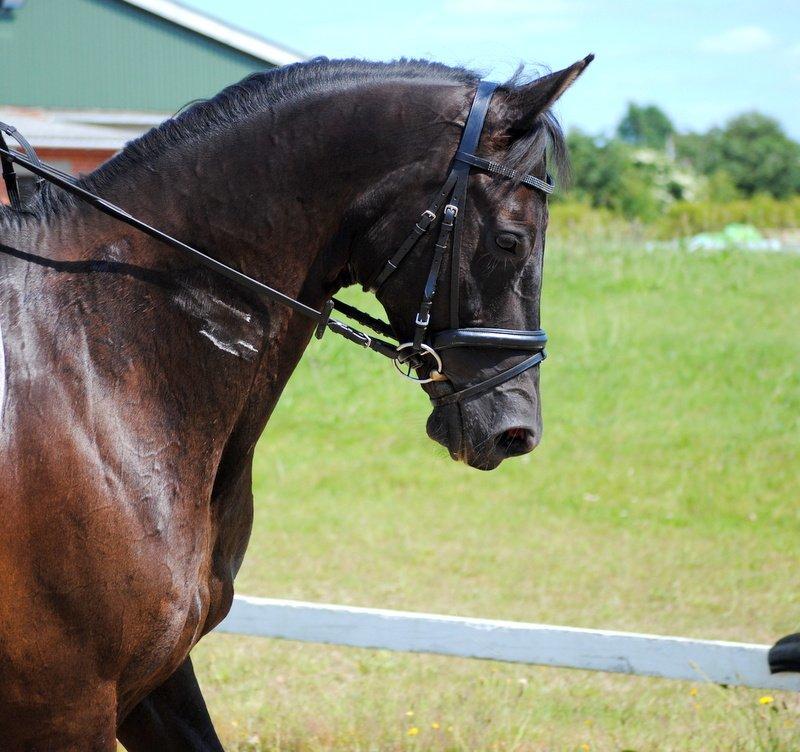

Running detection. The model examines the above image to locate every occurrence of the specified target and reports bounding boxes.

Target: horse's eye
[495,233,519,253]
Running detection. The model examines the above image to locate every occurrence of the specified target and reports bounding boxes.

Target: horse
[0,56,591,750]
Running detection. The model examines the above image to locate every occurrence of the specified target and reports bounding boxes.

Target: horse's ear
[497,54,594,137]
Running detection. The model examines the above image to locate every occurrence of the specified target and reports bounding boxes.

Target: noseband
[0,81,551,406]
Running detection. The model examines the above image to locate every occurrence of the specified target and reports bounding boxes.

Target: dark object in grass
[769,633,800,674]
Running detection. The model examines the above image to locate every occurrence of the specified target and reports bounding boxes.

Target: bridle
[362,80,551,405]
[0,80,551,406]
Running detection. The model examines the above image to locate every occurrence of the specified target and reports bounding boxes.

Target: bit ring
[394,343,444,384]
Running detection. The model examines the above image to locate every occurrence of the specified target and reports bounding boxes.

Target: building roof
[118,0,304,66]
[0,107,162,151]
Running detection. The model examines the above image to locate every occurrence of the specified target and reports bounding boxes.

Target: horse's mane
[3,57,567,222]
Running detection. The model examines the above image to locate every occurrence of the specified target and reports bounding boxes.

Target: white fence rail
[215,595,799,692]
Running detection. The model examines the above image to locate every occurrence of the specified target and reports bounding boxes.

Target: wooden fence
[215,595,799,692]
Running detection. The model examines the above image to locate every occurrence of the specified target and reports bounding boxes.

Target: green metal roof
[0,0,294,112]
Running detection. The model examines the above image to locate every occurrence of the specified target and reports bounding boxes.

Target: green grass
[192,241,800,751]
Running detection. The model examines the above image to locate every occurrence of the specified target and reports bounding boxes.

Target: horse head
[350,57,592,469]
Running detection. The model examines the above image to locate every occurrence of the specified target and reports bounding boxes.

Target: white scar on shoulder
[175,289,262,360]
[199,327,260,359]
[199,327,241,356]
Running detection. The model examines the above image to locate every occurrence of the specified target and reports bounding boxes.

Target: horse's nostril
[498,427,536,456]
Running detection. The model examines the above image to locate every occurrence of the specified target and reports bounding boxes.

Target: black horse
[0,56,591,750]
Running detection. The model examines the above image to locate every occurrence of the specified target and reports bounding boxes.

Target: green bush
[655,194,800,238]
[548,201,646,243]
[548,196,800,242]
[563,106,800,227]
[702,170,741,203]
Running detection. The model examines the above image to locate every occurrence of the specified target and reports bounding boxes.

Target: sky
[184,0,800,139]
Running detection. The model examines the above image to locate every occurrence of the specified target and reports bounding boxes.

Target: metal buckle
[314,300,335,340]
[444,203,458,218]
[394,343,444,384]
[354,330,372,348]
[414,312,430,327]
[416,209,437,233]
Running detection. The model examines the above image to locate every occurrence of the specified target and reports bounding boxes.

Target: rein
[0,122,399,360]
[0,82,551,405]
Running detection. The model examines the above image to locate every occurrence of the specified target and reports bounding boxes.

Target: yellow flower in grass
[431,722,440,729]
[405,710,414,717]
[759,695,775,705]
[407,727,419,736]
[580,744,590,752]
[689,686,698,697]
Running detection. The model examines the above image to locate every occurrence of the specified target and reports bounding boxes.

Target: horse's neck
[6,86,435,471]
[5,78,464,492]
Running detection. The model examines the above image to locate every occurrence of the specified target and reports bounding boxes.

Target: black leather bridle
[0,81,551,406]
[362,81,551,405]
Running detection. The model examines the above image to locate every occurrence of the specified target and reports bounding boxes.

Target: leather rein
[0,81,552,406]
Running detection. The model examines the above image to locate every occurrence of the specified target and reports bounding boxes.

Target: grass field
[192,241,800,751]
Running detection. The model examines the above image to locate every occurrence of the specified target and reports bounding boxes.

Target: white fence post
[215,595,800,693]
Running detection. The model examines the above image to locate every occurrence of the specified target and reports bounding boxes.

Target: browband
[454,151,554,194]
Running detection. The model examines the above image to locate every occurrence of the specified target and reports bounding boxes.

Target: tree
[713,113,800,198]
[703,170,741,202]
[677,113,800,198]
[616,103,675,149]
[565,130,659,220]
